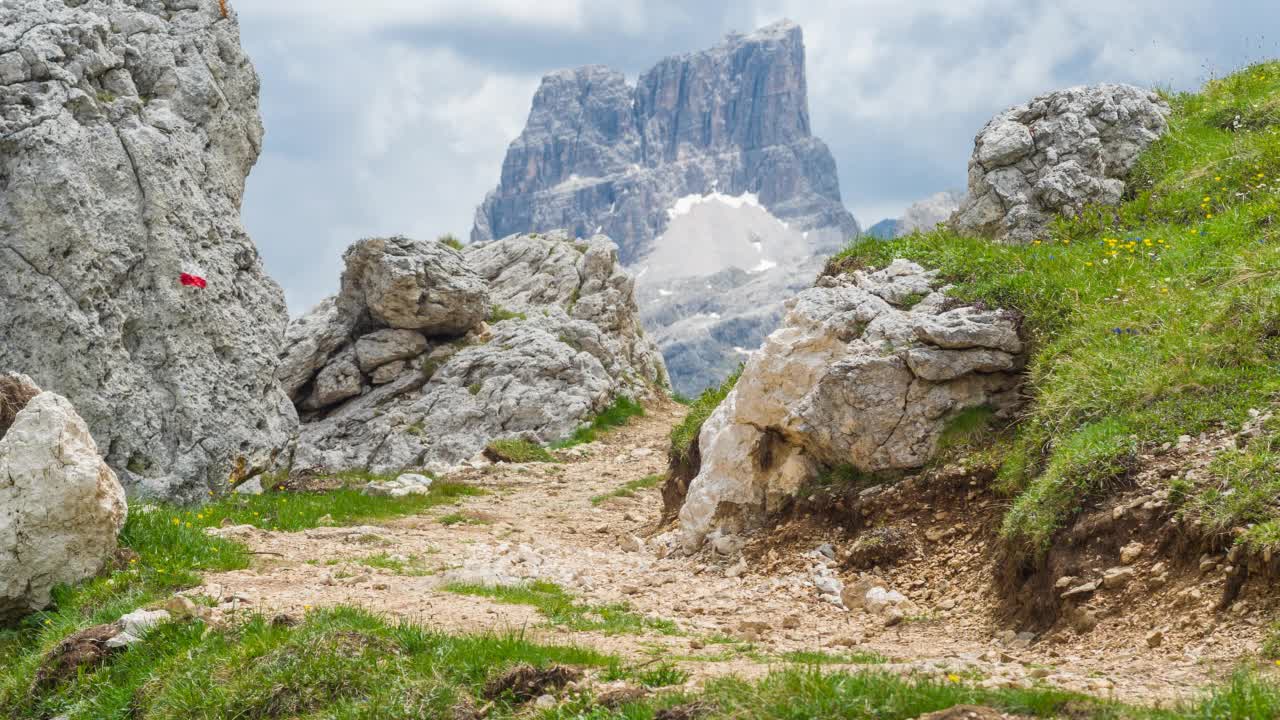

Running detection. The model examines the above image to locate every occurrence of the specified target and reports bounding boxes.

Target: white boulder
[1,374,127,623]
[678,261,1024,547]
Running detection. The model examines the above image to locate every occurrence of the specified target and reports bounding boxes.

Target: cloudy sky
[234,0,1278,313]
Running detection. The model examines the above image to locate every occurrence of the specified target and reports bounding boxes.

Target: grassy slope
[833,61,1280,555]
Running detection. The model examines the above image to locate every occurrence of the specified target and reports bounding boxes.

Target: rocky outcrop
[676,261,1025,548]
[283,232,667,474]
[0,1,296,501]
[1,374,127,624]
[471,21,858,396]
[472,21,856,260]
[951,85,1170,242]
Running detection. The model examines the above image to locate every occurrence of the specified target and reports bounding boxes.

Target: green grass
[488,305,527,323]
[443,580,679,636]
[670,366,742,463]
[191,477,482,532]
[552,396,646,448]
[486,438,556,463]
[439,511,490,526]
[831,61,1280,556]
[777,650,888,666]
[354,552,433,576]
[590,474,663,505]
[439,233,464,251]
[1177,418,1280,553]
[2,605,617,720]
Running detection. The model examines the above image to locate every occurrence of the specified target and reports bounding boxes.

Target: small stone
[815,543,836,560]
[1054,576,1078,590]
[883,609,905,627]
[1101,566,1135,590]
[724,558,748,578]
[534,694,557,709]
[1119,541,1144,565]
[1069,607,1098,634]
[1061,581,1098,599]
[619,535,643,553]
[164,595,200,620]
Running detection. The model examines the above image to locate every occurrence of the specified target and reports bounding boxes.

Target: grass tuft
[590,474,663,505]
[484,438,555,464]
[444,580,679,636]
[670,366,742,463]
[552,396,645,448]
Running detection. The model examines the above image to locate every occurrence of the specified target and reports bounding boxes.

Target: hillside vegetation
[831,61,1280,557]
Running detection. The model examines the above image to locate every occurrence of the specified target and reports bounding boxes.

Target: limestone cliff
[0,1,296,501]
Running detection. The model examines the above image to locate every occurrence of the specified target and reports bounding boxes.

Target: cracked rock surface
[0,1,296,501]
[678,261,1025,546]
[1,374,127,623]
[285,232,668,474]
[951,84,1170,243]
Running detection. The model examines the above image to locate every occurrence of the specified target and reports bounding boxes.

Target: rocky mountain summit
[472,21,860,395]
[951,84,1170,242]
[281,232,668,474]
[0,0,296,502]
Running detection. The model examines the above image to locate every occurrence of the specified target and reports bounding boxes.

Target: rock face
[677,261,1025,547]
[1,374,127,624]
[282,232,667,474]
[0,1,296,501]
[951,85,1170,242]
[472,21,859,396]
[472,21,856,259]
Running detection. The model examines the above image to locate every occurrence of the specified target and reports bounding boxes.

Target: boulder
[340,236,489,334]
[951,84,1171,242]
[289,232,668,474]
[678,261,1024,547]
[1,374,127,624]
[354,329,429,373]
[0,1,297,501]
[301,348,364,411]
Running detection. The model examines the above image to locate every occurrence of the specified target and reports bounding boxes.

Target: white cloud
[234,0,650,33]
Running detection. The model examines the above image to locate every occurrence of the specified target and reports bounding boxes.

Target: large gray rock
[471,21,859,395]
[951,84,1170,242]
[340,236,489,334]
[1,374,127,624]
[288,232,668,474]
[677,261,1025,547]
[0,1,296,501]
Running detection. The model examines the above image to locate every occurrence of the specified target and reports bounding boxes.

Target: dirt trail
[198,401,1248,707]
